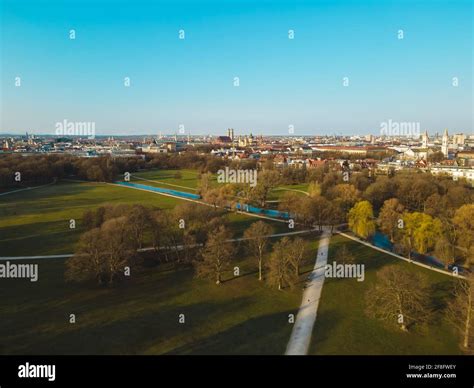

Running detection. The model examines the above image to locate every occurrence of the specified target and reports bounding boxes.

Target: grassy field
[2,168,460,355]
[268,184,310,201]
[309,235,461,355]
[131,169,202,193]
[0,236,319,355]
[0,180,290,256]
[131,168,310,202]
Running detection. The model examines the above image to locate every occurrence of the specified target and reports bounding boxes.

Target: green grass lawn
[132,168,310,203]
[131,169,203,193]
[0,181,291,256]
[268,184,309,201]
[0,182,182,256]
[309,234,461,355]
[0,236,320,355]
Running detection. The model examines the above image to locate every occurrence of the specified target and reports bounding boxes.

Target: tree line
[66,204,311,290]
[0,152,257,188]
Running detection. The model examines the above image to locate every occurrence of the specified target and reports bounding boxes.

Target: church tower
[422,130,429,148]
[441,129,449,157]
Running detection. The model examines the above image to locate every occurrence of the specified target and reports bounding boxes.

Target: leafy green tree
[398,212,442,259]
[348,201,376,239]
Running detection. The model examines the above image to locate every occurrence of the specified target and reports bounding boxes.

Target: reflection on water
[370,231,464,273]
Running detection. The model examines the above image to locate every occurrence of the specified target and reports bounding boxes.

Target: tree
[398,212,442,259]
[279,191,301,215]
[65,216,136,286]
[428,151,445,163]
[203,188,221,208]
[396,176,437,212]
[250,170,279,207]
[288,237,308,276]
[348,201,376,239]
[127,204,151,249]
[413,216,442,254]
[267,237,297,290]
[195,225,234,285]
[307,182,321,197]
[329,184,360,212]
[65,228,105,284]
[325,201,346,232]
[377,198,404,242]
[218,184,236,209]
[311,195,331,231]
[446,274,474,352]
[197,172,212,196]
[363,177,397,211]
[244,221,274,281]
[173,203,222,245]
[100,217,137,285]
[365,265,431,331]
[434,236,454,269]
[453,204,474,266]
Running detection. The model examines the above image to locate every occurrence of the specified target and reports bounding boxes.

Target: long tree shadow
[163,310,299,355]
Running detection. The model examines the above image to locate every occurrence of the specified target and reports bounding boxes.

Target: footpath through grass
[0,236,320,355]
[0,180,290,256]
[309,235,461,355]
[131,169,202,193]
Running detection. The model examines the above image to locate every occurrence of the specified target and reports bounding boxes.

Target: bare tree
[267,237,297,290]
[127,204,151,249]
[288,237,308,276]
[195,225,234,285]
[446,274,474,352]
[65,228,105,284]
[244,221,274,281]
[100,217,136,285]
[365,265,431,331]
[65,216,135,286]
[377,198,404,243]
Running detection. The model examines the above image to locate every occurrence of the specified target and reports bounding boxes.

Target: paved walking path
[338,231,464,279]
[285,228,331,355]
[0,229,319,260]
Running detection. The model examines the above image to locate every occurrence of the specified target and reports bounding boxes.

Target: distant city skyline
[1,0,472,136]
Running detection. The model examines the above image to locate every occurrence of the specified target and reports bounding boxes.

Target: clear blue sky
[1,0,472,136]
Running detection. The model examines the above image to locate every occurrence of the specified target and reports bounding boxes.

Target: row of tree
[0,154,147,187]
[0,151,257,188]
[348,199,474,267]
[67,204,310,290]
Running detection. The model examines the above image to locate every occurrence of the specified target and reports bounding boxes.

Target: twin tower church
[421,129,456,158]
